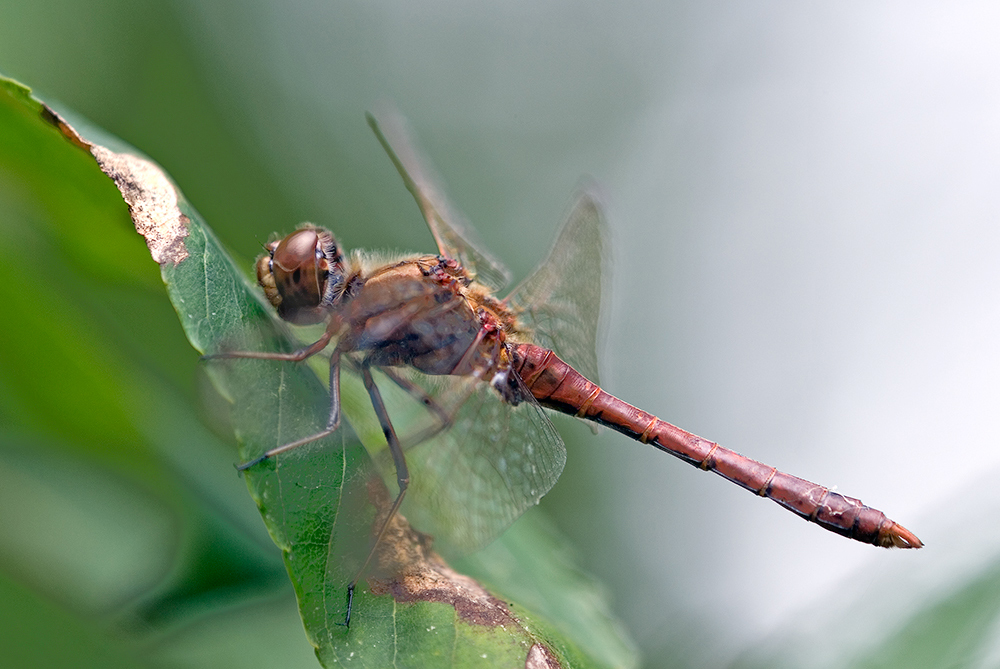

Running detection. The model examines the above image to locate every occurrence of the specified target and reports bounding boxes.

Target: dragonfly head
[257,225,346,325]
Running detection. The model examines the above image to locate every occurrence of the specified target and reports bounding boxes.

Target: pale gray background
[179,2,1000,665]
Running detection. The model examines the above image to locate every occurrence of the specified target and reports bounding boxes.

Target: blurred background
[2,1,1000,667]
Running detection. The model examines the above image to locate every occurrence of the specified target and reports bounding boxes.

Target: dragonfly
[208,112,921,626]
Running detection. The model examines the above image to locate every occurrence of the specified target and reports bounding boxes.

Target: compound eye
[273,229,320,273]
[263,228,332,325]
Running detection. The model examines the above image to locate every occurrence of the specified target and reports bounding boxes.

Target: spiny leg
[388,328,510,451]
[376,367,457,449]
[363,326,500,460]
[340,301,483,452]
[341,361,410,628]
[237,348,343,470]
[202,330,332,363]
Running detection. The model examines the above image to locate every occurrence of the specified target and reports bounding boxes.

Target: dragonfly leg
[348,317,489,454]
[202,330,333,362]
[236,349,343,470]
[370,329,504,456]
[342,361,411,628]
[375,367,461,450]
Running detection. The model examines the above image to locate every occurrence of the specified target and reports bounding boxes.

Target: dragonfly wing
[367,110,512,291]
[507,191,608,384]
[367,367,566,555]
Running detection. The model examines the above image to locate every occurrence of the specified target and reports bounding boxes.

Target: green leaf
[0,75,637,668]
[854,562,1000,669]
[0,73,310,669]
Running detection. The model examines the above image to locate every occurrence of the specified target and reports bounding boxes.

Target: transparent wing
[360,366,567,556]
[367,109,512,291]
[507,191,608,384]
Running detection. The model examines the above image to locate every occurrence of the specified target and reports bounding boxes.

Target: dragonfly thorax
[257,225,346,325]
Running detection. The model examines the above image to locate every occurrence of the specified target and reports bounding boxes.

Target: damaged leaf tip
[90,145,189,266]
[42,102,189,267]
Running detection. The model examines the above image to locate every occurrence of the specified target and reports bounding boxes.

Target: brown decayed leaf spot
[525,643,562,669]
[364,479,562,668]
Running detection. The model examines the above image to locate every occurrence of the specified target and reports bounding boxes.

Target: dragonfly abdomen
[510,343,921,549]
